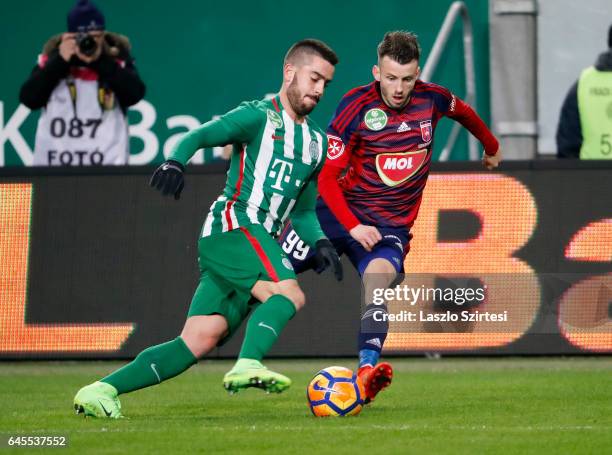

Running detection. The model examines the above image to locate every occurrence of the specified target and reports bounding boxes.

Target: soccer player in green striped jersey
[74,39,342,418]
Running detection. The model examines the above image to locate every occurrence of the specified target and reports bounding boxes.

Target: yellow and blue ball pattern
[307,366,365,416]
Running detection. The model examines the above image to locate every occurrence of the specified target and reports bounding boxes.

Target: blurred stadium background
[1,0,611,359]
[1,1,611,452]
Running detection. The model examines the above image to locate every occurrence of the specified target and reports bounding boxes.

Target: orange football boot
[357,362,393,404]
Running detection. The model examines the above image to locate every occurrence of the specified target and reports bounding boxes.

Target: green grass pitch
[1,358,611,454]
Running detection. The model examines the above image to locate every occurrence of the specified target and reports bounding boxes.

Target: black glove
[150,160,185,200]
[314,239,343,281]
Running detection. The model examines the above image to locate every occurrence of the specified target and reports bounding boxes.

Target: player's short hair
[377,31,421,64]
[284,39,339,67]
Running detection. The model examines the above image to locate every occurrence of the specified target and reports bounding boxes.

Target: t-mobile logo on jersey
[269,158,299,190]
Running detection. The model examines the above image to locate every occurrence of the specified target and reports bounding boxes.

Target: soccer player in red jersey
[280,31,501,403]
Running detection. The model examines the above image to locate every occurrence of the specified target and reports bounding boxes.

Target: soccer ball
[306,366,365,417]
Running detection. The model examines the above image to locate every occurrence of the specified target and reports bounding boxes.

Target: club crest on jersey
[267,109,283,129]
[309,140,319,161]
[326,135,345,160]
[419,120,432,142]
[375,149,428,187]
[282,257,294,270]
[364,108,388,131]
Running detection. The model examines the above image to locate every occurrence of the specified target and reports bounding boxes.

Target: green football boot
[73,381,123,419]
[223,359,292,394]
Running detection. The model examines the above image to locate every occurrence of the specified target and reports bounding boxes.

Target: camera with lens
[75,32,98,57]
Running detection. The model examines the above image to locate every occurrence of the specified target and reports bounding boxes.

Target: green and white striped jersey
[171,95,327,239]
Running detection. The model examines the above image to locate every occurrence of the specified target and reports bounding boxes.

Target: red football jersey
[319,80,498,231]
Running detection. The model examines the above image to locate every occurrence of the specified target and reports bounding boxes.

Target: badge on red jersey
[375,149,428,187]
[326,135,345,160]
[419,120,432,142]
[364,108,388,131]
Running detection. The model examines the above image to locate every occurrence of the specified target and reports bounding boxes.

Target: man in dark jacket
[19,0,145,166]
[556,24,612,159]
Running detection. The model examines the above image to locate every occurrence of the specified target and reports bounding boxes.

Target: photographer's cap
[67,0,105,32]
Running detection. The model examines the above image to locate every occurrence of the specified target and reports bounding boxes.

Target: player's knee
[285,287,306,311]
[181,331,215,358]
[181,330,219,358]
[180,316,226,358]
[273,281,306,311]
[252,279,306,310]
[364,258,397,276]
[364,258,396,283]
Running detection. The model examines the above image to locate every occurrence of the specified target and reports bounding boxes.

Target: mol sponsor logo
[375,149,428,186]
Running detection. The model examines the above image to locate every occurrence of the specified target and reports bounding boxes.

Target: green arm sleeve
[289,178,326,247]
[290,133,329,247]
[169,102,264,166]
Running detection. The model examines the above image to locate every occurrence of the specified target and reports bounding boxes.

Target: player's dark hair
[377,31,421,64]
[608,23,612,49]
[284,39,339,66]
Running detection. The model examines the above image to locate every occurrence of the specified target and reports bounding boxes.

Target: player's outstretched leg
[357,257,397,403]
[73,336,197,418]
[357,303,394,403]
[223,292,298,394]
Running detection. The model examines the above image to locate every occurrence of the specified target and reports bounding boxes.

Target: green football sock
[101,337,197,395]
[238,294,296,361]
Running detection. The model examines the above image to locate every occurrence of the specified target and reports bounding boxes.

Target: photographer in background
[556,24,612,159]
[19,0,145,166]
